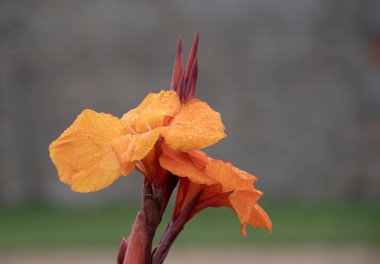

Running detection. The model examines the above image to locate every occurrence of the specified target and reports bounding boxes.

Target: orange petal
[49,109,126,192]
[197,185,263,236]
[159,143,215,185]
[162,98,226,150]
[122,90,180,133]
[229,190,263,236]
[205,159,256,192]
[112,128,161,169]
[203,159,266,235]
[248,204,273,233]
[167,152,271,235]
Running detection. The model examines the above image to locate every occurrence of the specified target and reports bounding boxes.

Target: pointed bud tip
[177,34,183,55]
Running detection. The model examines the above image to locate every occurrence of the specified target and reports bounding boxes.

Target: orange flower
[49,90,226,192]
[50,34,271,264]
[49,33,271,244]
[159,142,272,235]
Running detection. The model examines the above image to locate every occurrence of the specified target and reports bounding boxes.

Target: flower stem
[123,209,150,264]
[123,172,178,264]
[122,180,163,263]
[122,140,179,264]
[152,191,202,264]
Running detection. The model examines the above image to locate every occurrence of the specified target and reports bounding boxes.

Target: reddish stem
[123,209,150,264]
[122,171,178,263]
[152,191,202,264]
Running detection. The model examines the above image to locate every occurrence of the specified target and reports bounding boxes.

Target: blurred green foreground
[0,201,379,250]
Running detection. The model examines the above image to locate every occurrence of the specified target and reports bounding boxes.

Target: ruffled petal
[186,158,266,235]
[49,109,126,192]
[248,204,273,233]
[122,90,180,133]
[205,159,269,235]
[229,190,263,236]
[162,98,226,150]
[205,159,256,192]
[112,128,161,164]
[159,143,216,185]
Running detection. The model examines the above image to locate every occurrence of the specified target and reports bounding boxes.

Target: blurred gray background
[1,0,380,205]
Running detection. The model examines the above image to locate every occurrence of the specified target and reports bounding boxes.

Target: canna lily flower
[49,89,226,192]
[49,33,271,264]
[49,34,228,193]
